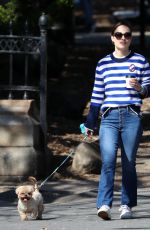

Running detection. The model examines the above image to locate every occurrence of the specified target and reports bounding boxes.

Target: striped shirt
[91,51,150,113]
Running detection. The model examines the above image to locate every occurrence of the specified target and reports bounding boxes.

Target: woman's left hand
[129,78,142,92]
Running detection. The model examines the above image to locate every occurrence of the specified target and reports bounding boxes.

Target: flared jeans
[97,106,143,208]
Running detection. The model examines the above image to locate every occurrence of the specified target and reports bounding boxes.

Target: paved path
[0,179,150,230]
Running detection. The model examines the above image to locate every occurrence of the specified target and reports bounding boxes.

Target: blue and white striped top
[91,51,150,113]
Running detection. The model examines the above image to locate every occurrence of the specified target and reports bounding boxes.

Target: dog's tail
[28,176,39,191]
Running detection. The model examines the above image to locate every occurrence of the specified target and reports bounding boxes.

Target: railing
[0,12,48,151]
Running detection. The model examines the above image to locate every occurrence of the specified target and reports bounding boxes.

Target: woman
[84,21,150,220]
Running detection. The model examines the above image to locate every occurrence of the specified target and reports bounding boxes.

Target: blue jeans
[97,106,143,208]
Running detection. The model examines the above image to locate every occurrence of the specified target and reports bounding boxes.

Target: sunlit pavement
[0,180,150,230]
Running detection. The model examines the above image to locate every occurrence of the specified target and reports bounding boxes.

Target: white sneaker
[119,205,132,219]
[97,205,111,220]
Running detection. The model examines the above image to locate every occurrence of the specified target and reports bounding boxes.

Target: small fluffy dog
[16,176,44,221]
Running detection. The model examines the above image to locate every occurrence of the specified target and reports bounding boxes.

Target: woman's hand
[80,123,93,138]
[129,78,142,92]
[85,127,94,137]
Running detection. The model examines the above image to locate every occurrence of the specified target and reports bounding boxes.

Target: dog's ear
[15,187,20,195]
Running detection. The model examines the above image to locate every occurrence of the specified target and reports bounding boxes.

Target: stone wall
[0,100,46,181]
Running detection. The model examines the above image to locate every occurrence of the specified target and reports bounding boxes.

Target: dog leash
[39,124,97,189]
[39,149,75,188]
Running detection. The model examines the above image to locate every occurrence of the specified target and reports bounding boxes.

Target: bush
[0,0,17,24]
[0,0,73,31]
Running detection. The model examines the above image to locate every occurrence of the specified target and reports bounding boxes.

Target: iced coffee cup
[126,76,136,88]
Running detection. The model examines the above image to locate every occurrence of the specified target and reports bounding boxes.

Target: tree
[0,0,17,25]
[0,0,73,32]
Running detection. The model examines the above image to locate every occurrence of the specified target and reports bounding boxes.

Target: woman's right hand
[80,123,93,137]
[85,127,94,137]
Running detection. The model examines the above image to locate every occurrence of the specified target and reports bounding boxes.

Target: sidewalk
[0,179,150,230]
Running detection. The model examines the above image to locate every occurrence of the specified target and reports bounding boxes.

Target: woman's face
[111,25,132,52]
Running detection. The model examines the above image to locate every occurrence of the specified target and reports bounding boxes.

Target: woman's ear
[111,35,114,45]
[111,35,114,42]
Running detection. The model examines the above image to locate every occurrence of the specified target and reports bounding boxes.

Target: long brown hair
[111,21,133,36]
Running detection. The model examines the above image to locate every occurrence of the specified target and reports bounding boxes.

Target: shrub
[0,0,17,24]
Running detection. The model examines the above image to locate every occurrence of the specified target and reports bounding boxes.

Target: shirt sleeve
[141,60,150,98]
[85,104,100,130]
[85,61,105,130]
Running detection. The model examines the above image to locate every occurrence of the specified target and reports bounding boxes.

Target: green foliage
[0,0,73,33]
[0,0,17,24]
[0,0,73,25]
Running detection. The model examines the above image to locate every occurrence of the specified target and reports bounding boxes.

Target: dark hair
[111,21,133,35]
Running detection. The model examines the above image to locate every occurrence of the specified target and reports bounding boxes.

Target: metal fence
[0,12,48,150]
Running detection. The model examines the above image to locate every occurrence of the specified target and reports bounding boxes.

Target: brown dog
[16,177,44,221]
